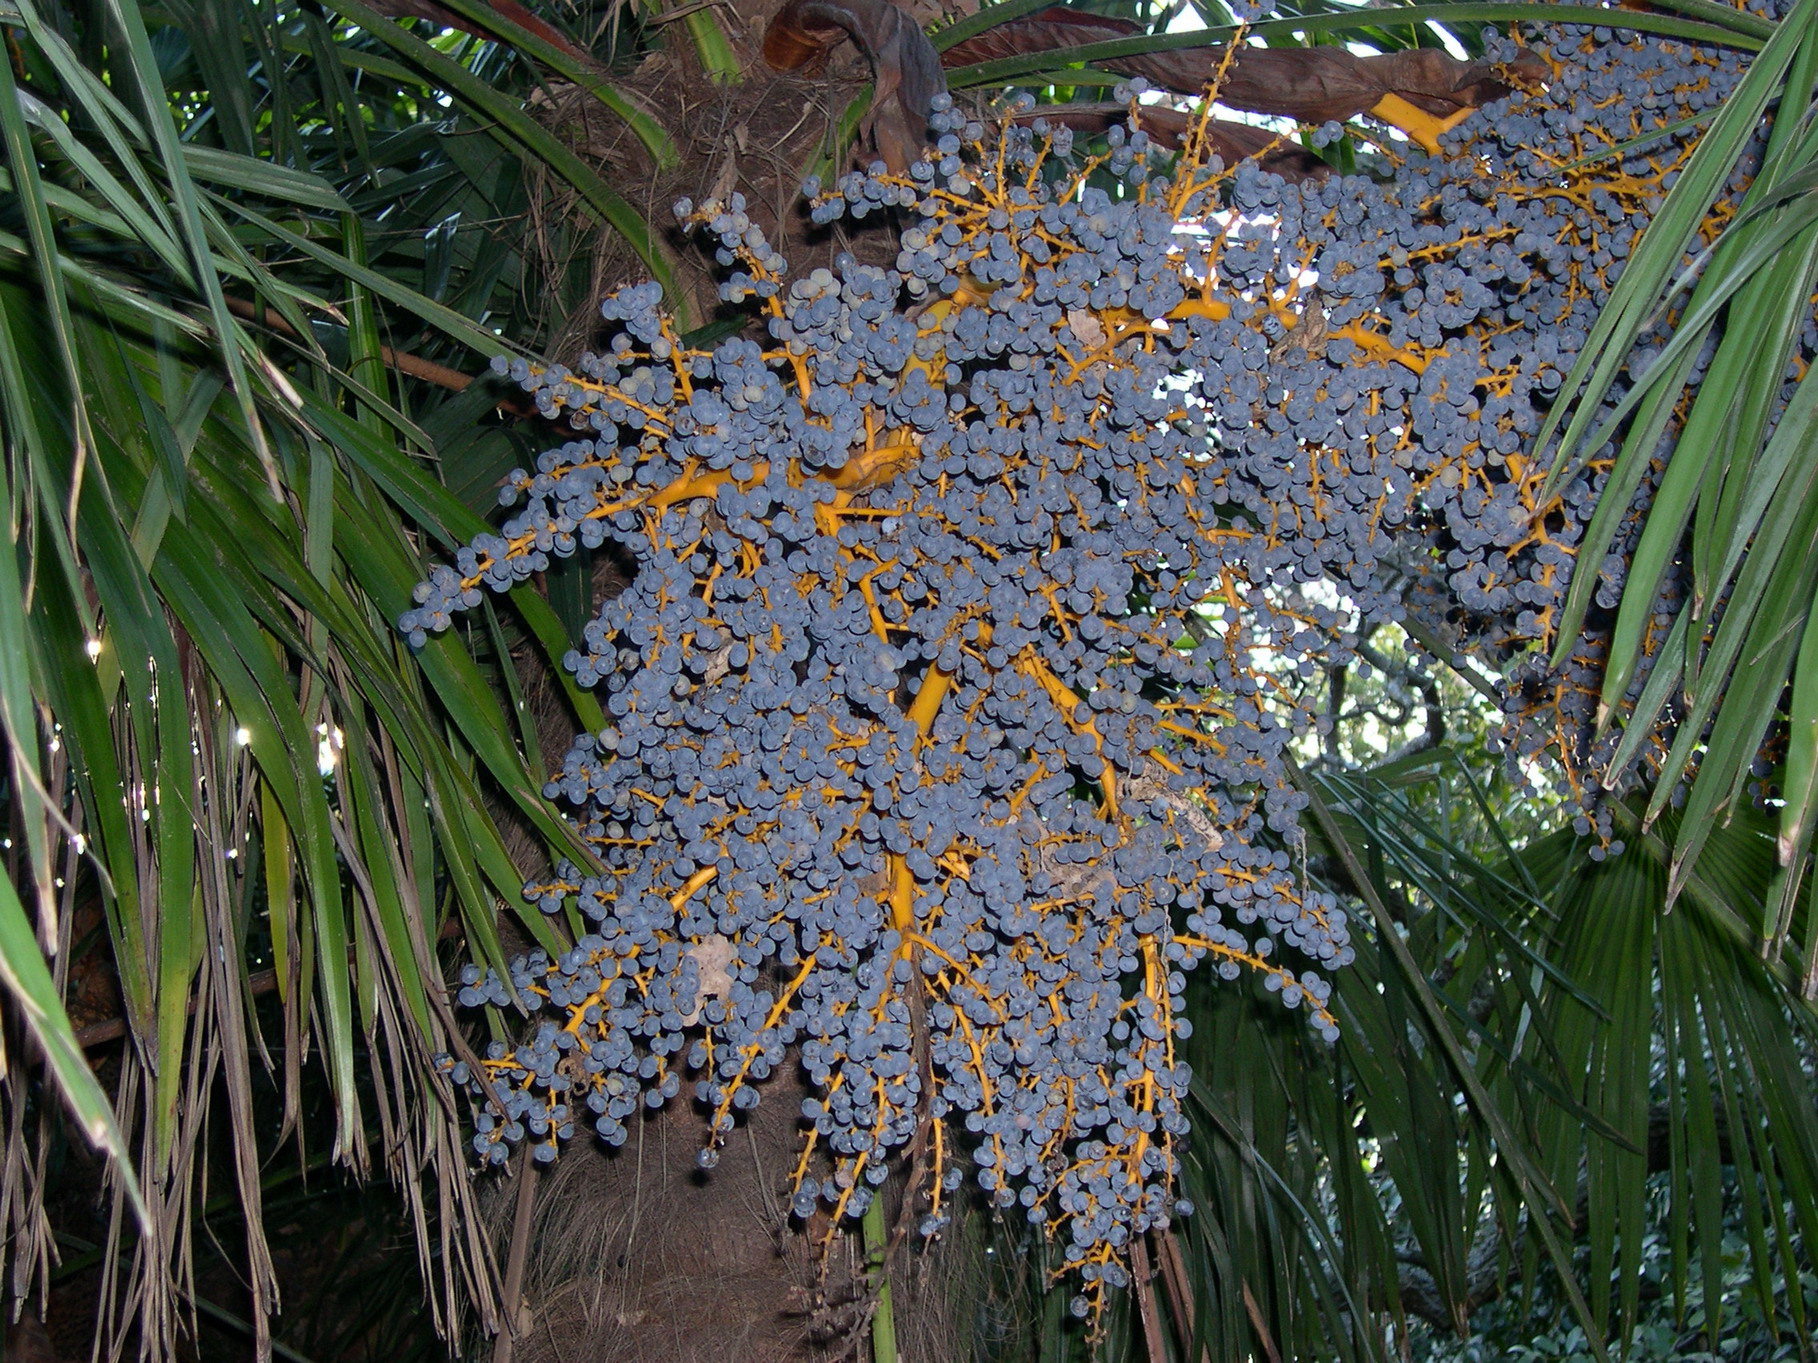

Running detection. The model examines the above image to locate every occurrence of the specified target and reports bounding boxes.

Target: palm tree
[0,2,1813,1360]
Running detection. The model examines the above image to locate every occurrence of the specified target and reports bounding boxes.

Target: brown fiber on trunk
[477,1053,987,1362]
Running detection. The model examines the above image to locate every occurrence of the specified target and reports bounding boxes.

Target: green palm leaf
[1163,746,1818,1361]
[0,0,638,1343]
[1529,0,1818,933]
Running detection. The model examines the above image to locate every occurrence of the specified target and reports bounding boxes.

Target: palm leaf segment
[1175,758,1818,1363]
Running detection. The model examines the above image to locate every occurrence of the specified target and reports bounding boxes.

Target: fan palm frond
[1159,748,1817,1362]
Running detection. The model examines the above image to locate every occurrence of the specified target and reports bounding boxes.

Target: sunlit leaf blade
[0,874,146,1222]
[0,0,644,1339]
[1560,163,1818,695]
[1634,369,1818,831]
[1541,1,1818,856]
[1539,0,1813,497]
